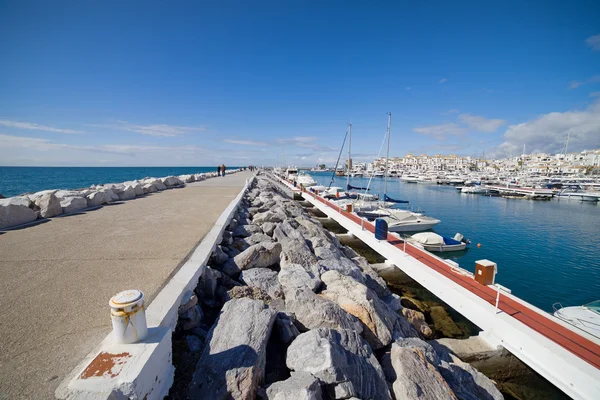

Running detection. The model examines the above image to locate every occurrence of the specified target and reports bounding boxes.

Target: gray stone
[33,192,62,218]
[245,233,273,246]
[186,335,204,352]
[60,196,88,214]
[262,222,277,236]
[222,242,282,277]
[142,183,157,194]
[266,371,322,400]
[210,245,229,265]
[163,175,184,186]
[154,181,167,190]
[240,268,284,299]
[381,343,456,400]
[180,304,204,331]
[287,329,391,400]
[86,190,108,206]
[435,352,503,400]
[253,210,286,225]
[274,311,301,344]
[402,308,434,340]
[233,224,263,238]
[321,270,418,350]
[317,257,366,286]
[283,286,363,333]
[0,197,38,229]
[117,185,136,200]
[189,298,277,399]
[278,262,321,293]
[352,257,392,298]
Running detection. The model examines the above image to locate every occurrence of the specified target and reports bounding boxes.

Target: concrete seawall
[0,170,253,399]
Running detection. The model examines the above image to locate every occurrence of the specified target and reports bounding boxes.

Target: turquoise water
[309,171,600,313]
[0,166,239,197]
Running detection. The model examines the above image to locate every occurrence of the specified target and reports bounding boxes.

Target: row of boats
[457,183,600,202]
[275,115,469,253]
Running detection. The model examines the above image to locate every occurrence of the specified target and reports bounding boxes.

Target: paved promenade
[0,171,252,400]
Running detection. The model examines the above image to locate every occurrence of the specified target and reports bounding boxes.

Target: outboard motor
[454,233,470,244]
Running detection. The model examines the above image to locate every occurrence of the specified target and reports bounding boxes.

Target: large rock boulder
[222,242,282,277]
[179,174,196,183]
[154,181,167,191]
[60,196,88,214]
[253,210,287,225]
[266,371,323,400]
[278,262,321,293]
[381,342,456,400]
[240,268,284,299]
[33,192,62,218]
[321,270,418,350]
[162,176,184,186]
[282,286,363,333]
[142,183,158,194]
[86,190,108,206]
[189,298,277,399]
[287,329,391,400]
[402,308,433,340]
[117,185,136,200]
[233,224,263,238]
[101,188,120,202]
[0,197,38,229]
[395,338,504,400]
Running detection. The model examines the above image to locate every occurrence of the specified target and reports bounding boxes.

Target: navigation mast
[384,112,391,199]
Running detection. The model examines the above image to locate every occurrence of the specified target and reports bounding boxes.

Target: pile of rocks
[0,171,239,230]
[176,174,504,400]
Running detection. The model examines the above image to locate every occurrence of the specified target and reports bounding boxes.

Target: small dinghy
[410,232,469,252]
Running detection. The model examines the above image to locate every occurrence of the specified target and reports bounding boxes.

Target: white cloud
[276,136,336,152]
[590,91,600,97]
[439,78,447,84]
[413,123,466,140]
[0,120,84,134]
[458,114,505,132]
[569,75,600,89]
[441,109,460,115]
[224,139,267,146]
[495,100,600,156]
[585,34,600,51]
[90,121,205,137]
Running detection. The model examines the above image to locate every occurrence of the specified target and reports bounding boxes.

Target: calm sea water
[309,171,600,313]
[0,166,238,197]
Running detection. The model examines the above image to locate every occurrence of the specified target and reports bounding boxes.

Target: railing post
[495,285,501,314]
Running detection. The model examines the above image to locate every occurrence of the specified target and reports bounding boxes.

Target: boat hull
[422,243,467,252]
[387,220,440,232]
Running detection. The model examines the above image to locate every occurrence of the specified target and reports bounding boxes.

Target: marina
[276,174,600,400]
[301,171,600,314]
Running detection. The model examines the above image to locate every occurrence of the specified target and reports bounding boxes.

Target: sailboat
[358,113,441,232]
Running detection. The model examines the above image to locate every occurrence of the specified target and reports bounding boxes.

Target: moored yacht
[553,301,600,338]
[296,173,317,187]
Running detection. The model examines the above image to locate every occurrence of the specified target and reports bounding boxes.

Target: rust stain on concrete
[79,352,132,379]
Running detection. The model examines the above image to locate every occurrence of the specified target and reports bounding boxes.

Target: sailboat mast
[565,131,570,156]
[384,112,391,198]
[347,123,352,188]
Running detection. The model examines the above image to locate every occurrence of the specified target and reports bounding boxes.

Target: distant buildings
[363,149,600,176]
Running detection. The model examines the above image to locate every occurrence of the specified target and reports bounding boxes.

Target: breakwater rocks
[0,170,240,230]
[172,174,503,400]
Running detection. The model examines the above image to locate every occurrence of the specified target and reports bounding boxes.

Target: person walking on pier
[216,165,221,177]
[222,164,227,177]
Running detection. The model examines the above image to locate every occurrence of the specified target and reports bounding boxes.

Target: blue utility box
[375,218,388,240]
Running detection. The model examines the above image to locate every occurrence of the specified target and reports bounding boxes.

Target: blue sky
[1,0,599,166]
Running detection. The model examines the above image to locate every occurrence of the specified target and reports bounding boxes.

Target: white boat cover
[411,232,444,245]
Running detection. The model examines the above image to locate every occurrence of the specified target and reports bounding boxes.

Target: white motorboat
[553,301,600,338]
[286,167,299,180]
[556,186,600,202]
[361,208,440,232]
[400,175,419,183]
[409,232,468,252]
[461,186,489,194]
[296,173,317,187]
[322,186,349,199]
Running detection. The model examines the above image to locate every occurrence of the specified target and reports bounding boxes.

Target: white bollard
[109,289,148,344]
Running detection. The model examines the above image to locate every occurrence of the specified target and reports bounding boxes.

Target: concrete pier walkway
[0,170,253,399]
